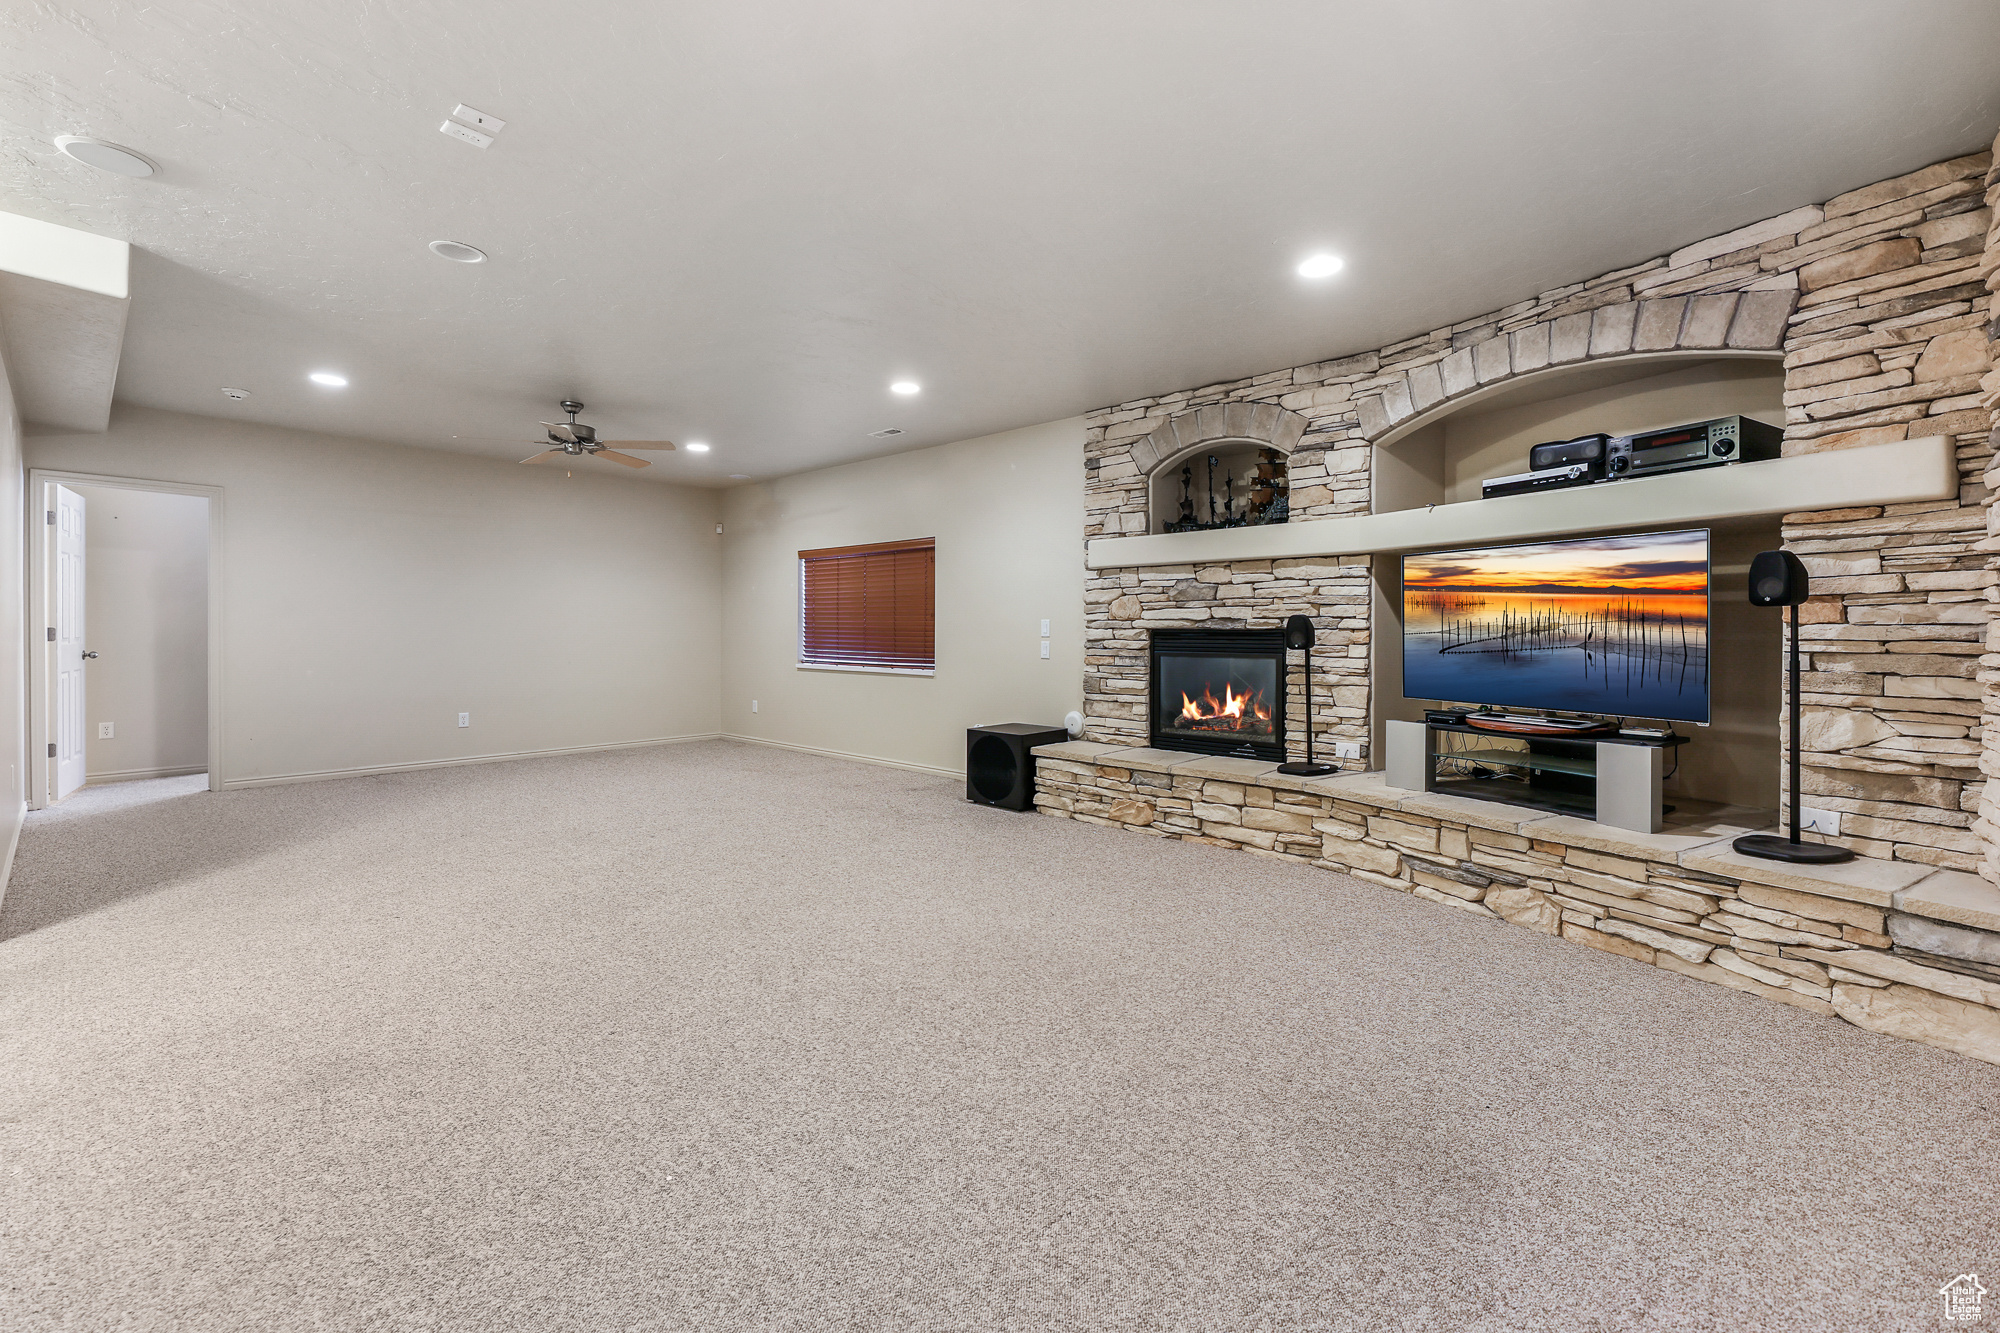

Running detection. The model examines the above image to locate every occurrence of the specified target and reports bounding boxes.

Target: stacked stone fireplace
[1043,140,2000,1066]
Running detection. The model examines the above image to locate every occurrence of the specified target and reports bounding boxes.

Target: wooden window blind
[799,538,935,671]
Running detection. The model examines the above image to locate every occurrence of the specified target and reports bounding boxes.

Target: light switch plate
[1040,619,1050,638]
[1040,642,1051,659]
[451,104,506,133]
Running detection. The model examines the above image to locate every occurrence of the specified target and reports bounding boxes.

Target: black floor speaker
[967,723,1071,811]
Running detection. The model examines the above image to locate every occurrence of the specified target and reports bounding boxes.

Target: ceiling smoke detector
[868,428,904,438]
[54,135,156,178]
[428,240,487,263]
[220,387,251,400]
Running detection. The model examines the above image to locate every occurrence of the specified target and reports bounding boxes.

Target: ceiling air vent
[868,427,904,438]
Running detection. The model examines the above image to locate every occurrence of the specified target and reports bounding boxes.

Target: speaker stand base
[1276,761,1338,777]
[1731,833,1855,865]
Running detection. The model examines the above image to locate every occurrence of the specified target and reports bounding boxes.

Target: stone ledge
[1033,747,2000,1065]
[1680,844,1936,908]
[1041,746,1989,933]
[1894,869,2000,933]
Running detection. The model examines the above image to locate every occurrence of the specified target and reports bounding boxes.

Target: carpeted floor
[1,741,1995,1332]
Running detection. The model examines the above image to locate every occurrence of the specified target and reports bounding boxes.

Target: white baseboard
[0,797,23,919]
[721,732,962,781]
[87,765,208,785]
[218,733,725,790]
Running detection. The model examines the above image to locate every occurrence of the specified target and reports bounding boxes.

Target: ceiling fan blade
[522,449,563,464]
[541,423,578,443]
[593,449,651,468]
[598,440,676,450]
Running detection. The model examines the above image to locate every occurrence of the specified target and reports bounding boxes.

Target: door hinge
[47,743,55,758]
[46,627,54,641]
[46,510,53,525]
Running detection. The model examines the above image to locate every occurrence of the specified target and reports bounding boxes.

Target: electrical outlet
[1799,806,1841,837]
[751,700,759,714]
[1333,740,1361,760]
[439,120,493,149]
[97,722,113,739]
[1040,642,1051,659]
[458,713,470,728]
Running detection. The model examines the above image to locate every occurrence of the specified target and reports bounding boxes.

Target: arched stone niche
[1136,402,1309,534]
[1349,288,1795,447]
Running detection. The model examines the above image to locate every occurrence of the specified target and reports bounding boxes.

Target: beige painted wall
[74,484,209,782]
[721,418,1085,775]
[27,406,722,786]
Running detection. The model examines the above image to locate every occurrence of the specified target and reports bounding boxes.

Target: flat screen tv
[1402,528,1711,725]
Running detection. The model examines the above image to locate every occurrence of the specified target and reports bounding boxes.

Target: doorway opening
[30,472,222,808]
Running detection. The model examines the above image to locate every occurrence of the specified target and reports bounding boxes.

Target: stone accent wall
[1035,743,2000,1066]
[1978,130,2000,887]
[1083,147,1995,869]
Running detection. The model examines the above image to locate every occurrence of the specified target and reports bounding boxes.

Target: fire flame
[1176,682,1271,730]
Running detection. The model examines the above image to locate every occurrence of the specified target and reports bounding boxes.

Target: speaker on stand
[966,723,1071,811]
[1732,550,1853,865]
[1276,614,1337,778]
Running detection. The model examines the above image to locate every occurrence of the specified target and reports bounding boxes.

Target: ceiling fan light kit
[522,400,676,469]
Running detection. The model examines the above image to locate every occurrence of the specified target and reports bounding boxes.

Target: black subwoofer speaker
[966,723,1071,811]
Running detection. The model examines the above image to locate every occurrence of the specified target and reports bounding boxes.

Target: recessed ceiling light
[684,441,711,453]
[308,371,348,388]
[1296,253,1344,279]
[890,381,921,395]
[220,388,250,401]
[54,135,156,178]
[428,239,487,263]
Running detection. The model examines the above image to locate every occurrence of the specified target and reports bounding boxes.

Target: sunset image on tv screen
[1402,529,1710,724]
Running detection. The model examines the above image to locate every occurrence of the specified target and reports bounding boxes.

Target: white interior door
[53,484,87,800]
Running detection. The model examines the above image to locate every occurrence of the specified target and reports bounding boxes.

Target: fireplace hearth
[1150,628,1288,761]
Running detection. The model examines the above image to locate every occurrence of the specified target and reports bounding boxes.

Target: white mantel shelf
[1086,436,1955,570]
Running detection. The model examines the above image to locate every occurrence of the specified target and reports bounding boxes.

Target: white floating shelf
[1087,436,1954,570]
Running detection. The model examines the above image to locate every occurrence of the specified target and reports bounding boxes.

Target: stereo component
[1605,415,1781,479]
[1480,463,1598,499]
[1528,433,1609,473]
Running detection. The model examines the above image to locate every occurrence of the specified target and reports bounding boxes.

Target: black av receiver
[1605,415,1780,479]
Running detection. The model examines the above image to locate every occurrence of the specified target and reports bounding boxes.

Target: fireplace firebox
[1150,628,1288,761]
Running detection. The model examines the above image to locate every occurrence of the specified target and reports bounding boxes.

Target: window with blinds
[798,538,936,672]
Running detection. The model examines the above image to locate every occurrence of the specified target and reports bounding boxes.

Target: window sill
[797,662,935,677]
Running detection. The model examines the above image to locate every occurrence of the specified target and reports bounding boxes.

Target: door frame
[28,469,225,808]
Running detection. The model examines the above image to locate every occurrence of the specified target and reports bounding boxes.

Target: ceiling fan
[522,400,675,468]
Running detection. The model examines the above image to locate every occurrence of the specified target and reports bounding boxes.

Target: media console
[1383,719,1687,834]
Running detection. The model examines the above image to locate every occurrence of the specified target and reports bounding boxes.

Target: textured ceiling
[5,0,1999,484]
